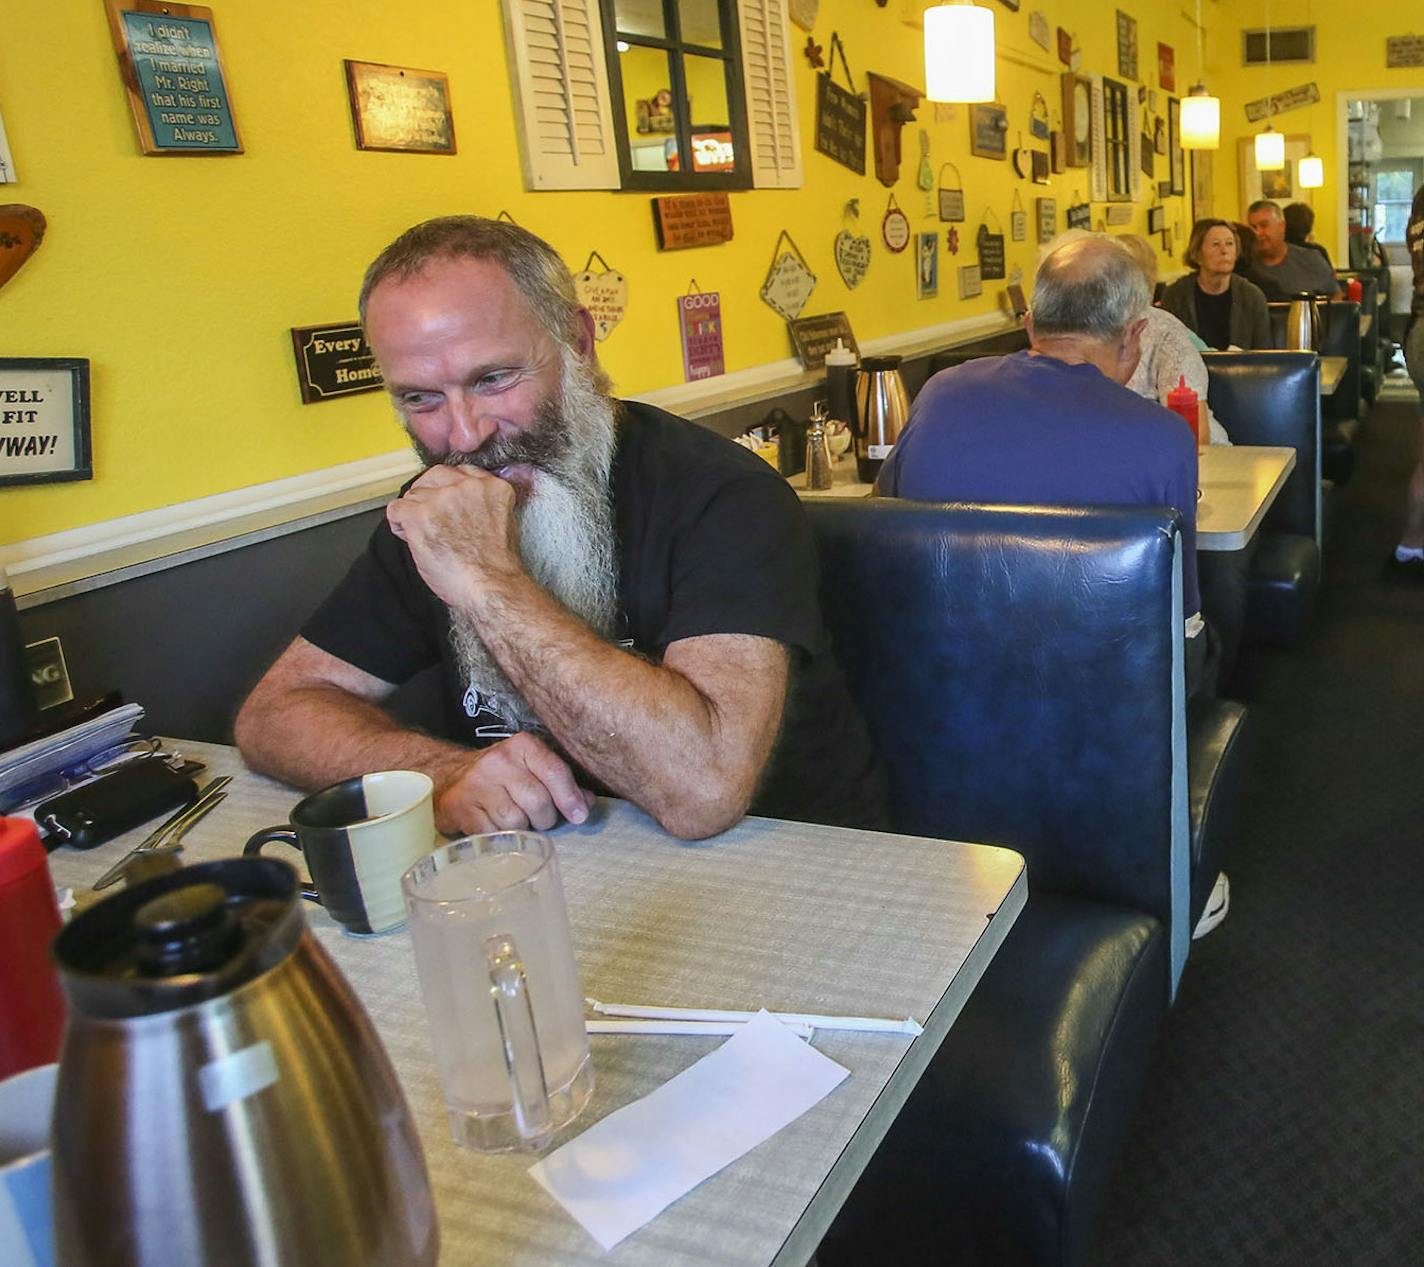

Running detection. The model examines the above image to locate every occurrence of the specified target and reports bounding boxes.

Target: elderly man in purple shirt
[878,234,1212,695]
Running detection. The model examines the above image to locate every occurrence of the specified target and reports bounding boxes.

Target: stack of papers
[0,704,145,810]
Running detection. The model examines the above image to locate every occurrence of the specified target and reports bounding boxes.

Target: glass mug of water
[402,832,593,1152]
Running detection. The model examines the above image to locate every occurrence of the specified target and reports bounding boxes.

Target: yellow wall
[3,0,1217,540]
[1207,1,1424,256]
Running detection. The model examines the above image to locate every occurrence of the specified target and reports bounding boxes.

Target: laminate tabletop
[46,741,1027,1267]
[797,444,1296,553]
[1195,443,1296,551]
[1320,355,1347,396]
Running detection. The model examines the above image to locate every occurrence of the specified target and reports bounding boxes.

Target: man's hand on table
[432,733,596,835]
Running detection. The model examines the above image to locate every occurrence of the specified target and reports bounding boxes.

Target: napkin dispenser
[49,856,438,1266]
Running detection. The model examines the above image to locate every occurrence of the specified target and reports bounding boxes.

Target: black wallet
[38,757,201,850]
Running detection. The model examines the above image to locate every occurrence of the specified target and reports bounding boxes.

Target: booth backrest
[1266,300,1361,422]
[1202,350,1321,542]
[804,498,1190,989]
[1338,272,1380,354]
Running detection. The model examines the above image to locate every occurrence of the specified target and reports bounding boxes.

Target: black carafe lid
[52,857,306,1018]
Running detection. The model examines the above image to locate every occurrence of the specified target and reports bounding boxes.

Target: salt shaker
[805,401,835,491]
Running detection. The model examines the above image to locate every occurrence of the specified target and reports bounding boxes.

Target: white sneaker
[1192,872,1230,940]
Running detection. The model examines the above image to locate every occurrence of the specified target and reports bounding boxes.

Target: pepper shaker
[805,401,834,491]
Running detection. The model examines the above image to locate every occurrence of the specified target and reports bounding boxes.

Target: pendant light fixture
[1180,0,1220,150]
[924,2,996,103]
[1296,0,1324,187]
[1255,0,1286,170]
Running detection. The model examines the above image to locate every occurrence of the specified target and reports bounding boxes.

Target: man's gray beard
[426,350,619,734]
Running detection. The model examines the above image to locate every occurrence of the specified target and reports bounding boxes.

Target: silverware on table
[92,776,232,891]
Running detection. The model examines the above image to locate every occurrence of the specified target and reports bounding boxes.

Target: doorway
[1339,91,1424,335]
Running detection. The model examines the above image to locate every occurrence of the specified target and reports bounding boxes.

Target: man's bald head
[1030,235,1151,342]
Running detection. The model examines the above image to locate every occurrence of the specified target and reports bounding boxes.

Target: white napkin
[529,1010,849,1250]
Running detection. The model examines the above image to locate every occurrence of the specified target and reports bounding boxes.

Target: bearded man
[235,217,885,839]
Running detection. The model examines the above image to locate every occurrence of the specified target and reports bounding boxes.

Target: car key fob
[37,757,200,850]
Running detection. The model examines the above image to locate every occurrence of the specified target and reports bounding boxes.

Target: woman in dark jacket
[1160,219,1272,350]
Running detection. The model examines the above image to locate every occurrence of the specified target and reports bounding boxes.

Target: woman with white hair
[1116,233,1230,445]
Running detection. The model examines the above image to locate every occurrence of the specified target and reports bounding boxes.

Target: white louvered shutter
[1089,75,1108,203]
[502,0,620,190]
[1127,90,1143,202]
[737,0,803,189]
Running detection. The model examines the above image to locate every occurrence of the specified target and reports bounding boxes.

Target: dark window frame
[599,0,753,192]
[1102,77,1131,202]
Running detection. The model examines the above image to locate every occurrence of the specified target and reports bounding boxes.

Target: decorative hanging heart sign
[882,194,910,253]
[572,252,628,342]
[0,204,46,292]
[834,230,871,288]
[760,240,817,321]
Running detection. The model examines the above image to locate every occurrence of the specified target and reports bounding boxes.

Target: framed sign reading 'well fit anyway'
[0,358,91,487]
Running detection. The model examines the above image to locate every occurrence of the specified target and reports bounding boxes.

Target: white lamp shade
[1180,92,1220,149]
[924,4,995,103]
[1298,154,1325,188]
[1256,128,1286,170]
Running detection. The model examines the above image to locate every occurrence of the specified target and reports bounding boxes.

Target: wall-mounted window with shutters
[502,0,622,191]
[501,0,800,193]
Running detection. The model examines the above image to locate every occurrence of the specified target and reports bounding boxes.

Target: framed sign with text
[970,104,1009,160]
[290,323,382,404]
[789,311,858,371]
[0,358,91,487]
[345,60,455,153]
[652,192,734,249]
[678,290,725,381]
[104,1,241,154]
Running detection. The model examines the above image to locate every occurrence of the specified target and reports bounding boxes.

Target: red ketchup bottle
[0,817,66,1077]
[1165,375,1203,446]
[1346,276,1364,304]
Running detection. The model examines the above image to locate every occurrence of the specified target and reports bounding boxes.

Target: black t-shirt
[1194,285,1234,351]
[302,401,888,830]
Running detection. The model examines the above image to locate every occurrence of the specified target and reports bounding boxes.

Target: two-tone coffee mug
[245,771,435,935]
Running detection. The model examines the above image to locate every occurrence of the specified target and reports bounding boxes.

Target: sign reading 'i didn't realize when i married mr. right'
[105,1,241,154]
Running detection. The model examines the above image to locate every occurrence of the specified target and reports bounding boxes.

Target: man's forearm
[466,574,779,838]
[235,682,472,796]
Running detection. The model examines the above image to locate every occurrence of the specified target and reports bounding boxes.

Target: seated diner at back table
[234,215,886,842]
[874,234,1215,698]
[1159,220,1272,352]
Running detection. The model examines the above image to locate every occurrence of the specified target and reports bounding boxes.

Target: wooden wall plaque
[652,193,734,250]
[103,0,241,155]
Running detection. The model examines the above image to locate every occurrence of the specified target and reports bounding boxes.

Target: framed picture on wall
[1062,72,1093,167]
[1168,97,1185,195]
[0,358,91,487]
[1238,133,1311,209]
[344,60,456,153]
[970,103,1009,159]
[1191,149,1215,222]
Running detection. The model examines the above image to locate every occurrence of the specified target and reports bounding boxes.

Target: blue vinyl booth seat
[1266,300,1362,486]
[806,499,1247,1267]
[1202,351,1322,649]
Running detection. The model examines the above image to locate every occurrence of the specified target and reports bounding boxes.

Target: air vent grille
[1243,27,1315,64]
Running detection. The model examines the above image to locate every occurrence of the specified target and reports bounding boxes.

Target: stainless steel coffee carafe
[1285,291,1323,352]
[50,857,438,1267]
[853,355,910,484]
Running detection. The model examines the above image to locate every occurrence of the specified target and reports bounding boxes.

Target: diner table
[797,443,1296,552]
[46,741,1027,1267]
[1319,355,1346,396]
